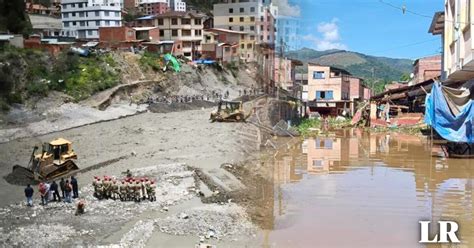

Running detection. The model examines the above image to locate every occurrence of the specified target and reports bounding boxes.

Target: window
[194,30,202,36]
[95,21,100,26]
[64,22,70,27]
[240,7,244,13]
[105,20,110,26]
[260,16,264,22]
[316,91,333,100]
[88,30,93,35]
[239,17,244,22]
[72,12,76,17]
[313,71,325,79]
[159,30,164,36]
[250,35,255,40]
[182,19,191,25]
[229,8,233,13]
[71,3,75,7]
[157,18,163,25]
[80,21,85,26]
[78,3,82,8]
[260,25,263,30]
[228,26,233,30]
[171,29,178,36]
[247,43,252,49]
[63,13,68,18]
[115,12,119,17]
[240,26,244,31]
[225,47,230,52]
[312,160,323,168]
[241,34,245,39]
[79,12,84,17]
[63,4,67,9]
[171,18,178,25]
[260,35,263,41]
[267,35,270,40]
[250,7,255,12]
[95,11,99,16]
[241,44,244,49]
[229,17,233,23]
[195,19,201,25]
[250,26,254,31]
[250,16,255,22]
[105,11,109,16]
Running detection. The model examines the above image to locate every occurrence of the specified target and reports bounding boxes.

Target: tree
[400,73,411,82]
[0,0,32,35]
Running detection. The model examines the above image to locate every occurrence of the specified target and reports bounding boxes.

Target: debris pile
[156,204,256,239]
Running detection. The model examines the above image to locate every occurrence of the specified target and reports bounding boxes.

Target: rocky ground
[0,107,267,247]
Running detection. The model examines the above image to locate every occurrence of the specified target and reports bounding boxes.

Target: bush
[139,52,162,71]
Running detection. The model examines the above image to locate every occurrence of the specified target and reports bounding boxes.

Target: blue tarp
[424,82,474,143]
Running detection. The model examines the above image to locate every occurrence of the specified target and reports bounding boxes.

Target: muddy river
[262,129,473,248]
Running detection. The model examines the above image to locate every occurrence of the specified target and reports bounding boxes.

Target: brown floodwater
[262,129,473,248]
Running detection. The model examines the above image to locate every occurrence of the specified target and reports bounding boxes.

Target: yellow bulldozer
[11,138,79,181]
[210,100,252,122]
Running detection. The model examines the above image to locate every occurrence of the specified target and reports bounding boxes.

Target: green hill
[287,48,413,93]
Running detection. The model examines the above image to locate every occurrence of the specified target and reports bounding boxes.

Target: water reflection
[266,129,473,248]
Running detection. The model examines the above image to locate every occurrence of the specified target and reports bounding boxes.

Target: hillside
[287,48,413,93]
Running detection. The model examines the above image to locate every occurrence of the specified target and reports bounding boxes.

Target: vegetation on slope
[0,46,119,110]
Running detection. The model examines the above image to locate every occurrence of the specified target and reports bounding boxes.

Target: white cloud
[273,0,301,17]
[304,18,348,51]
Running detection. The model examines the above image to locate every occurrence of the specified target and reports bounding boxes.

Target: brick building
[412,55,441,84]
[139,0,169,15]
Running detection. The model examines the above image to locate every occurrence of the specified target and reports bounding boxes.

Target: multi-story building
[137,11,205,60]
[429,1,474,81]
[168,0,186,12]
[412,55,442,84]
[306,63,351,116]
[124,0,140,9]
[60,0,122,39]
[276,15,301,51]
[139,0,169,15]
[213,0,277,62]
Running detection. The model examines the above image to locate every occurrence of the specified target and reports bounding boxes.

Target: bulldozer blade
[11,165,35,179]
[43,160,79,180]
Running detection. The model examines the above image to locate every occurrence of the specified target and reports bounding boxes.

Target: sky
[275,0,444,59]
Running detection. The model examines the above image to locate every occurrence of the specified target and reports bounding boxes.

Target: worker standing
[24,184,34,207]
[59,178,66,198]
[39,182,48,205]
[71,176,79,199]
[50,180,61,202]
[64,180,72,203]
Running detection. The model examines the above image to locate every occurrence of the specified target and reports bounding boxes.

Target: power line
[379,0,470,25]
[378,0,432,19]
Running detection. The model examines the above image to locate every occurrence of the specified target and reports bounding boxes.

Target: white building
[168,0,186,12]
[60,0,122,39]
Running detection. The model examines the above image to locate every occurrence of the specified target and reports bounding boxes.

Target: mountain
[286,48,413,93]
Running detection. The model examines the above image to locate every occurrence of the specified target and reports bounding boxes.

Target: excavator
[210,100,253,122]
[11,138,79,181]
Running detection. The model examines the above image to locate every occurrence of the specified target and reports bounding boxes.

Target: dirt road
[0,108,263,247]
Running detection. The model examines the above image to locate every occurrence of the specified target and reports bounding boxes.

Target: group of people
[24,176,79,207]
[92,176,156,202]
[142,94,209,105]
[140,86,260,106]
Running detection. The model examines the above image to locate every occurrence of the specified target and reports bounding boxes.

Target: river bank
[0,107,267,247]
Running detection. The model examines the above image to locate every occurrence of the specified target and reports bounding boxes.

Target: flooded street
[264,129,473,248]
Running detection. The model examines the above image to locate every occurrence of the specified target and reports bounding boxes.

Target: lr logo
[419,221,461,243]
